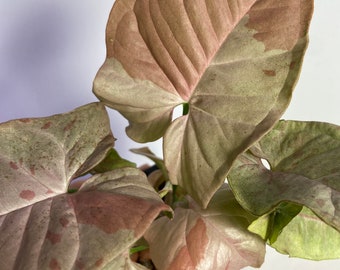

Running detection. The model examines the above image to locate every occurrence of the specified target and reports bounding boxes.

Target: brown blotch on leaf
[49,258,61,270]
[41,121,52,129]
[46,230,62,245]
[19,118,31,123]
[95,258,104,267]
[75,259,85,270]
[262,70,276,77]
[10,161,19,170]
[289,61,296,70]
[64,119,77,131]
[59,217,69,228]
[316,199,325,208]
[30,165,36,175]
[19,190,36,201]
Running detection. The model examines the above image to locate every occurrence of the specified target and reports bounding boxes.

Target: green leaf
[248,202,303,244]
[0,104,171,269]
[263,207,340,260]
[92,148,136,173]
[93,0,314,207]
[144,184,265,270]
[228,120,340,259]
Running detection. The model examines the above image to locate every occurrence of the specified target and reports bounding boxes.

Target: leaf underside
[93,0,314,207]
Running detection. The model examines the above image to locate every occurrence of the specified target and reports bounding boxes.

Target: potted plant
[0,1,339,269]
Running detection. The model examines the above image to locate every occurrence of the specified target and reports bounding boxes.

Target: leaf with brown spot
[93,0,314,207]
[144,184,265,270]
[0,103,114,215]
[0,104,170,269]
[0,167,171,269]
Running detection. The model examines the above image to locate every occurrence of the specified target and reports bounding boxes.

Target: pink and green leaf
[144,184,265,270]
[228,120,340,259]
[0,104,171,269]
[93,0,314,207]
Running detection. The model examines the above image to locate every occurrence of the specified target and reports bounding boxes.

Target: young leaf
[0,104,172,269]
[91,148,136,174]
[228,120,340,234]
[0,103,114,215]
[93,0,314,207]
[144,184,265,270]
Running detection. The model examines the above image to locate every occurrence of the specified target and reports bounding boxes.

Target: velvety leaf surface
[0,167,171,270]
[228,120,340,232]
[0,103,114,215]
[144,184,265,270]
[249,207,340,260]
[93,0,314,207]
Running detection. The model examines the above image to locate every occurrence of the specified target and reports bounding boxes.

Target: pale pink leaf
[144,184,265,270]
[93,0,314,207]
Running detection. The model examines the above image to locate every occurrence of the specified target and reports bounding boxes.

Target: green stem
[182,103,189,115]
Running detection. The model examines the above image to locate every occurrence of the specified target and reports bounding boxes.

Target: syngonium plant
[0,1,339,269]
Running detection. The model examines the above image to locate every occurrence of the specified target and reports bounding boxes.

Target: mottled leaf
[0,167,171,270]
[144,184,265,270]
[228,120,340,258]
[93,0,314,207]
[0,105,171,269]
[0,103,114,215]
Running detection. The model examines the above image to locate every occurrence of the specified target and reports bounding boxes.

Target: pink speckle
[41,121,52,129]
[262,69,276,76]
[19,118,31,123]
[95,258,103,267]
[63,119,77,131]
[46,189,54,194]
[49,258,61,270]
[30,165,36,175]
[20,190,35,201]
[289,61,296,70]
[10,161,19,170]
[59,217,69,228]
[46,230,62,245]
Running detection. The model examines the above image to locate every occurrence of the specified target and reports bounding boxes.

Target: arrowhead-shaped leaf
[0,104,171,269]
[144,184,265,270]
[93,0,314,207]
[228,120,340,255]
[0,103,114,215]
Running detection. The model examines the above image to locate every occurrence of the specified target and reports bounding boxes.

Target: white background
[0,1,339,269]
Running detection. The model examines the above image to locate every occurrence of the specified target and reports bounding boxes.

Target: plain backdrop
[0,1,339,269]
